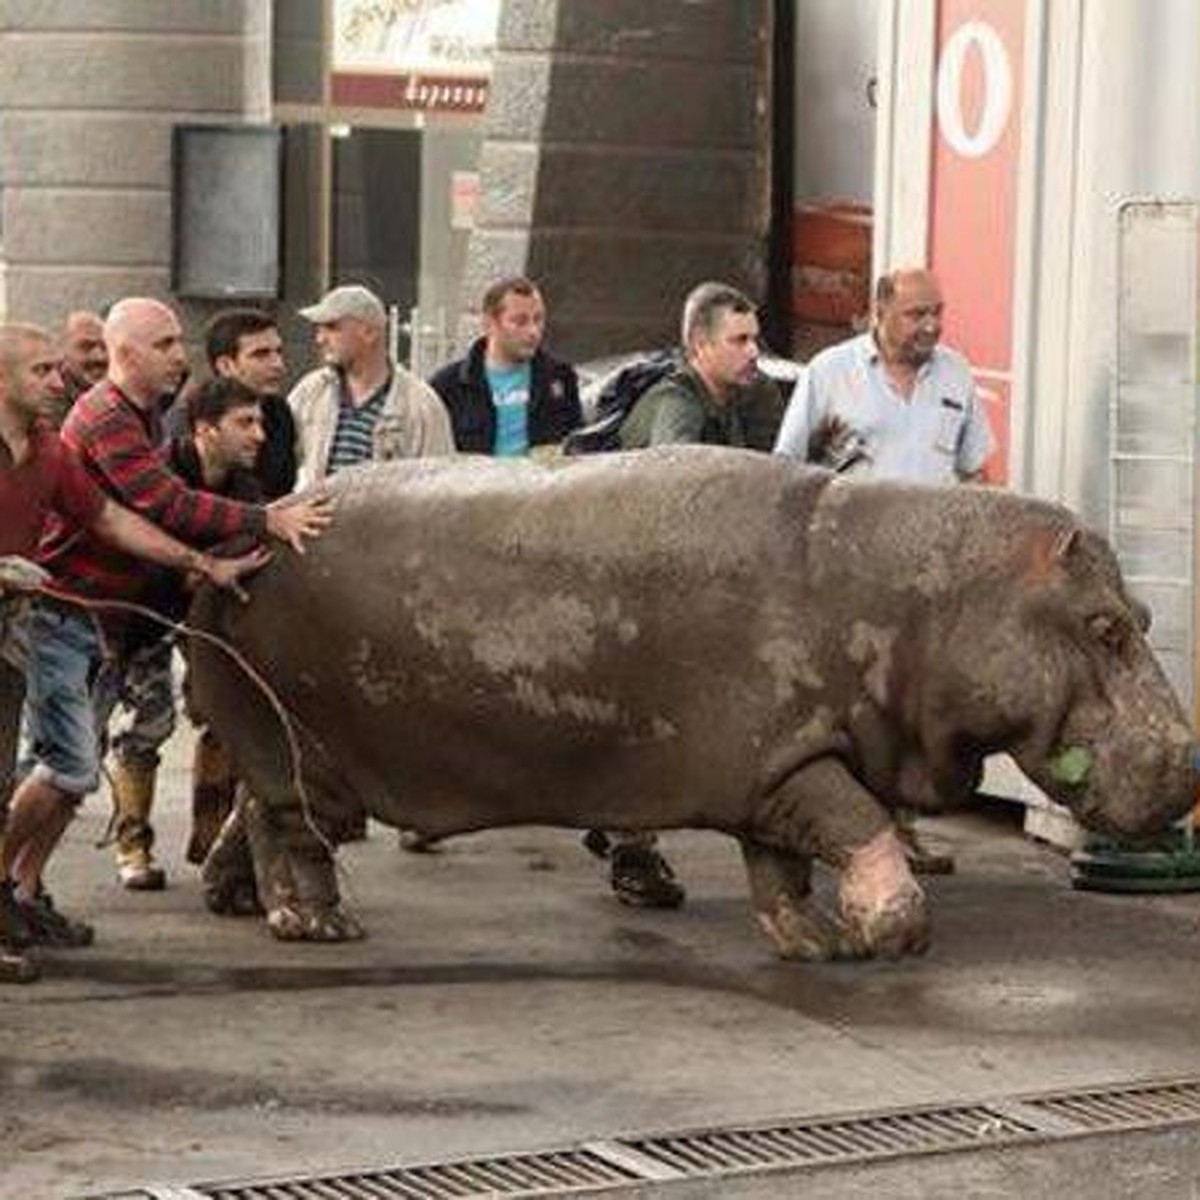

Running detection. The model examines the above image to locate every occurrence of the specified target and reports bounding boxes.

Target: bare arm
[91,499,270,594]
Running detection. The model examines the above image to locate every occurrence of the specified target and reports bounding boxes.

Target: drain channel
[85,1075,1200,1199]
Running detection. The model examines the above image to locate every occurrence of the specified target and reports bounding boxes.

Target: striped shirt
[326,372,391,475]
[38,381,266,601]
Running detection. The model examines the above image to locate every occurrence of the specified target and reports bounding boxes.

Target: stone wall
[0,0,269,332]
[461,0,772,361]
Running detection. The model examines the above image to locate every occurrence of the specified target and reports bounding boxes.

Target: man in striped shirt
[8,298,332,944]
[288,285,453,491]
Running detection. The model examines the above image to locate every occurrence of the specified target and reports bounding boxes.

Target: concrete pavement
[5,729,1200,1197]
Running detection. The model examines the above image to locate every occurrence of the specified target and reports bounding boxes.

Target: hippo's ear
[1024,525,1081,581]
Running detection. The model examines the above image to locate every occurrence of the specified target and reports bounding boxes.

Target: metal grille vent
[624,1103,1036,1174]
[1026,1079,1200,1131]
[83,1074,1200,1199]
[202,1147,638,1199]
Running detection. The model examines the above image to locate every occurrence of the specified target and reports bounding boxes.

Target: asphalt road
[6,731,1200,1198]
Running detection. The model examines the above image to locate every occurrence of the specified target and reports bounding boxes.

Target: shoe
[610,846,686,909]
[896,825,956,876]
[582,829,612,860]
[116,845,167,891]
[0,880,35,950]
[110,758,167,890]
[19,889,95,948]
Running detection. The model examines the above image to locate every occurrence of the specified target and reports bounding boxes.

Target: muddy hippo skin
[187,447,1196,957]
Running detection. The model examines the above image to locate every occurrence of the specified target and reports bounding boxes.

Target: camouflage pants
[102,638,177,770]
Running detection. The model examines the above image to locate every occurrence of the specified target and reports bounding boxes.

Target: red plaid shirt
[38,381,267,600]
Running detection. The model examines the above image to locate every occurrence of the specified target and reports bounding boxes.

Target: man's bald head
[0,322,64,423]
[873,267,945,367]
[0,322,51,374]
[104,297,188,405]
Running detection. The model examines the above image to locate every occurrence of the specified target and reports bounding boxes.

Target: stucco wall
[0,0,269,328]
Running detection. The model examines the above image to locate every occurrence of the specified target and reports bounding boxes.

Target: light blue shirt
[773,333,993,484]
[486,362,532,458]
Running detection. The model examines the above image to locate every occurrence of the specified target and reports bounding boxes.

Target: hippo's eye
[1087,613,1127,652]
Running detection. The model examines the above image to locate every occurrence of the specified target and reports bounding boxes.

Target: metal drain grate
[1025,1078,1200,1131]
[83,1074,1200,1199]
[624,1102,1036,1174]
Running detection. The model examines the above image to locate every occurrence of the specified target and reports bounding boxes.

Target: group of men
[0,263,992,984]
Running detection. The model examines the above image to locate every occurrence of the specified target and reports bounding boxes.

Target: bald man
[9,298,331,934]
[0,320,269,973]
[774,268,992,483]
[773,268,993,873]
[56,310,109,421]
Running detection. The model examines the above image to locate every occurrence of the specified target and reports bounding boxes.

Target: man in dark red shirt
[7,300,331,957]
[0,321,272,979]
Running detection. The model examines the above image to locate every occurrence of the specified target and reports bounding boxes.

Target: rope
[29,584,344,873]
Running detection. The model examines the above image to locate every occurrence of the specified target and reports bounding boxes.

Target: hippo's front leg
[753,757,928,959]
[740,841,862,961]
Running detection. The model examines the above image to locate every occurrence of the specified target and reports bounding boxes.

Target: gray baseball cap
[299,284,386,325]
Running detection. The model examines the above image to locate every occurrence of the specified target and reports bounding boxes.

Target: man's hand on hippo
[191,546,273,603]
[265,492,335,554]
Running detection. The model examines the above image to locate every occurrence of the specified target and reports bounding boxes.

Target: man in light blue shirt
[774,268,994,874]
[486,360,533,457]
[774,268,992,483]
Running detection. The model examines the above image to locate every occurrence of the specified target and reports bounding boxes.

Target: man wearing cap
[289,284,454,490]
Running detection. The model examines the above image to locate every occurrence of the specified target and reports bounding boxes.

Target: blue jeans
[18,604,109,796]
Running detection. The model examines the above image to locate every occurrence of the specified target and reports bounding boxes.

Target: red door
[928,0,1026,483]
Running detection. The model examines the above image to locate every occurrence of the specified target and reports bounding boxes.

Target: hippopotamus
[186,447,1196,959]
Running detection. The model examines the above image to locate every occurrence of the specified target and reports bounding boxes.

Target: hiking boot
[111,758,167,891]
[116,844,167,891]
[610,845,686,909]
[186,731,236,865]
[19,889,95,948]
[0,880,35,950]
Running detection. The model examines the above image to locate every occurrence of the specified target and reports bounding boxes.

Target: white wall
[794,0,878,202]
[1032,0,1200,525]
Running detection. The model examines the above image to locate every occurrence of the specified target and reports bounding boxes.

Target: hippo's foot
[756,895,865,962]
[266,902,365,943]
[839,828,930,960]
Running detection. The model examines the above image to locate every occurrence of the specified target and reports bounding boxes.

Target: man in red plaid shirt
[7,298,331,949]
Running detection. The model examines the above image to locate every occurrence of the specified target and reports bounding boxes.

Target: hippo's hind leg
[753,757,929,959]
[740,841,862,962]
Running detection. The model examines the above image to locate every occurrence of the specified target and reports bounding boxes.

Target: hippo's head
[924,521,1196,838]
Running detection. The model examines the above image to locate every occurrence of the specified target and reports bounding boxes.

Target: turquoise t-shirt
[486,362,532,457]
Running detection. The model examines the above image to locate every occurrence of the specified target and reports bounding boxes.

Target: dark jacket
[428,338,582,454]
[128,436,266,650]
[164,389,297,500]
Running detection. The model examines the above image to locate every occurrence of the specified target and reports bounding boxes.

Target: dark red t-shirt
[0,424,105,559]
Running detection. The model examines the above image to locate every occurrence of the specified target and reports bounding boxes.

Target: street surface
[5,729,1200,1197]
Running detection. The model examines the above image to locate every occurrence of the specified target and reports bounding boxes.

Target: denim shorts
[19,603,107,796]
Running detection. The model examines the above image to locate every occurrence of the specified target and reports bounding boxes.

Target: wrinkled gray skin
[187,447,1196,957]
